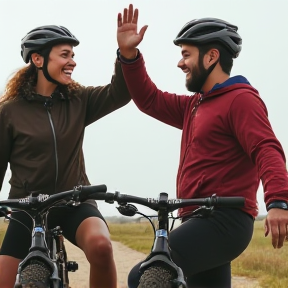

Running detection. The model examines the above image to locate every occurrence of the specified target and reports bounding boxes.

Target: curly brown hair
[0,62,82,104]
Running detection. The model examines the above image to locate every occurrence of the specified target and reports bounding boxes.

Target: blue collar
[210,75,251,92]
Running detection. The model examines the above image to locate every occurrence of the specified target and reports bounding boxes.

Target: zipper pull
[44,99,53,111]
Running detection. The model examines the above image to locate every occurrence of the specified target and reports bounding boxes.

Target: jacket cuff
[117,48,140,64]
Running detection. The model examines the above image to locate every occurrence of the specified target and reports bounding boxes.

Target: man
[117,4,288,288]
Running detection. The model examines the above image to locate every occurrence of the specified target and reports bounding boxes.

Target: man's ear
[31,53,44,68]
[204,48,220,68]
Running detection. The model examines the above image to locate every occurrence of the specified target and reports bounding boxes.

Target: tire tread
[137,264,176,288]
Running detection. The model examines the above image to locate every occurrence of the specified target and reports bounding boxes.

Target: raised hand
[117,4,148,59]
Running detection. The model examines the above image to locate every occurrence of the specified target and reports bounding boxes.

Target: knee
[0,256,20,287]
[84,234,113,265]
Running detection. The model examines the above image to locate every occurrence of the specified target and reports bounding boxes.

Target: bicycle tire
[16,259,51,288]
[137,264,177,288]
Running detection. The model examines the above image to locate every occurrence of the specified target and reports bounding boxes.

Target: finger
[139,25,148,39]
[270,223,279,249]
[132,8,139,24]
[128,4,134,23]
[123,8,128,24]
[117,13,122,27]
[277,222,287,248]
[264,218,269,237]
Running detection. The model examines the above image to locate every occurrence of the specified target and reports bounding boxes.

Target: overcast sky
[0,0,287,217]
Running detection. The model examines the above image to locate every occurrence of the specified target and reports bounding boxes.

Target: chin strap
[207,59,219,76]
[38,47,62,85]
[200,59,219,92]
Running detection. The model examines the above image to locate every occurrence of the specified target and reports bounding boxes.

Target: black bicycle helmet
[173,18,242,58]
[21,25,80,63]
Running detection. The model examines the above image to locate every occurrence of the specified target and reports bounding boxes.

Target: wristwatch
[267,201,288,211]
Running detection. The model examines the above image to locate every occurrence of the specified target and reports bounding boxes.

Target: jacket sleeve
[83,59,131,126]
[120,53,189,130]
[0,105,12,192]
[228,92,288,205]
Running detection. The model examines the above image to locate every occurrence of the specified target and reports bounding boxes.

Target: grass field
[108,220,288,288]
[1,219,288,287]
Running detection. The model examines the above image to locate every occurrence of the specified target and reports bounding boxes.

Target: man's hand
[117,4,148,59]
[265,208,288,248]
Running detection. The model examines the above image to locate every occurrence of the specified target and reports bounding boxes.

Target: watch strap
[267,201,288,211]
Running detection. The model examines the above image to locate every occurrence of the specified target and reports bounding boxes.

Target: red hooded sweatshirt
[120,54,288,218]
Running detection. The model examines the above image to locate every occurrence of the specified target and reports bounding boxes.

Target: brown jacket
[0,60,131,198]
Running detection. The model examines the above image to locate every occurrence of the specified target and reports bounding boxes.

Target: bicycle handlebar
[0,184,245,214]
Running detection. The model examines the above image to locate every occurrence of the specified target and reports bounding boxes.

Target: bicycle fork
[14,226,61,287]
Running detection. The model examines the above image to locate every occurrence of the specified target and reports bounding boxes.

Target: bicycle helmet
[173,18,242,58]
[21,25,80,63]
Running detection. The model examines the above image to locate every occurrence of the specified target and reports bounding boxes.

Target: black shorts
[0,201,105,259]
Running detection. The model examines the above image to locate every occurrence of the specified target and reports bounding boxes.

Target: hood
[203,75,259,98]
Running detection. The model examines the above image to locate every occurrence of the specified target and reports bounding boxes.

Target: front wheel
[137,264,177,288]
[14,259,51,288]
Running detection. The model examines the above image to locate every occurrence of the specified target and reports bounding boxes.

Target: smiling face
[46,44,76,85]
[177,44,209,93]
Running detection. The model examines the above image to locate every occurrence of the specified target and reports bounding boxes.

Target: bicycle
[0,184,107,288]
[109,191,245,288]
[0,185,244,288]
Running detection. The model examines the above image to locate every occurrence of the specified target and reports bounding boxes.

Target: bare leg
[75,217,117,288]
[0,255,21,288]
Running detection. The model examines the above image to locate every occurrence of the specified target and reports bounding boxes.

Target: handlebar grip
[79,184,107,201]
[215,196,245,208]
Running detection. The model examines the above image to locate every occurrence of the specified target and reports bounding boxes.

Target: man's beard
[186,60,211,93]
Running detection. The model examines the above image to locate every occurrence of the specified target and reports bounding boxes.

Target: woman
[0,25,131,288]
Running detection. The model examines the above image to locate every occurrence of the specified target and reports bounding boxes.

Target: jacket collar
[23,88,68,102]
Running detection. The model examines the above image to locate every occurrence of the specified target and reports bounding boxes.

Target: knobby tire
[15,259,51,288]
[137,264,177,288]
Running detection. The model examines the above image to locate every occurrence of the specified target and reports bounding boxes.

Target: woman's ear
[31,53,44,69]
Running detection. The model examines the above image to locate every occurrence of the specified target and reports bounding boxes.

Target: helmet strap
[198,53,219,93]
[206,60,219,76]
[39,47,62,86]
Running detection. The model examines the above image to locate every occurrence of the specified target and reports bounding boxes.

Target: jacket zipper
[45,100,58,193]
[191,95,204,116]
[178,95,205,193]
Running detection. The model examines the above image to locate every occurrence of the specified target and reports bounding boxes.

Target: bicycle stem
[29,214,49,254]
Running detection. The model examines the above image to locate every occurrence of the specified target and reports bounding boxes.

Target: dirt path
[65,240,260,288]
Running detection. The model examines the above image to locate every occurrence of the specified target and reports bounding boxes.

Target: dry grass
[0,220,8,245]
[231,220,288,288]
[109,222,154,254]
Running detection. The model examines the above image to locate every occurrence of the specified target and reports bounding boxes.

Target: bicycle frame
[118,192,186,287]
[13,209,65,287]
[115,192,245,288]
[1,201,79,287]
